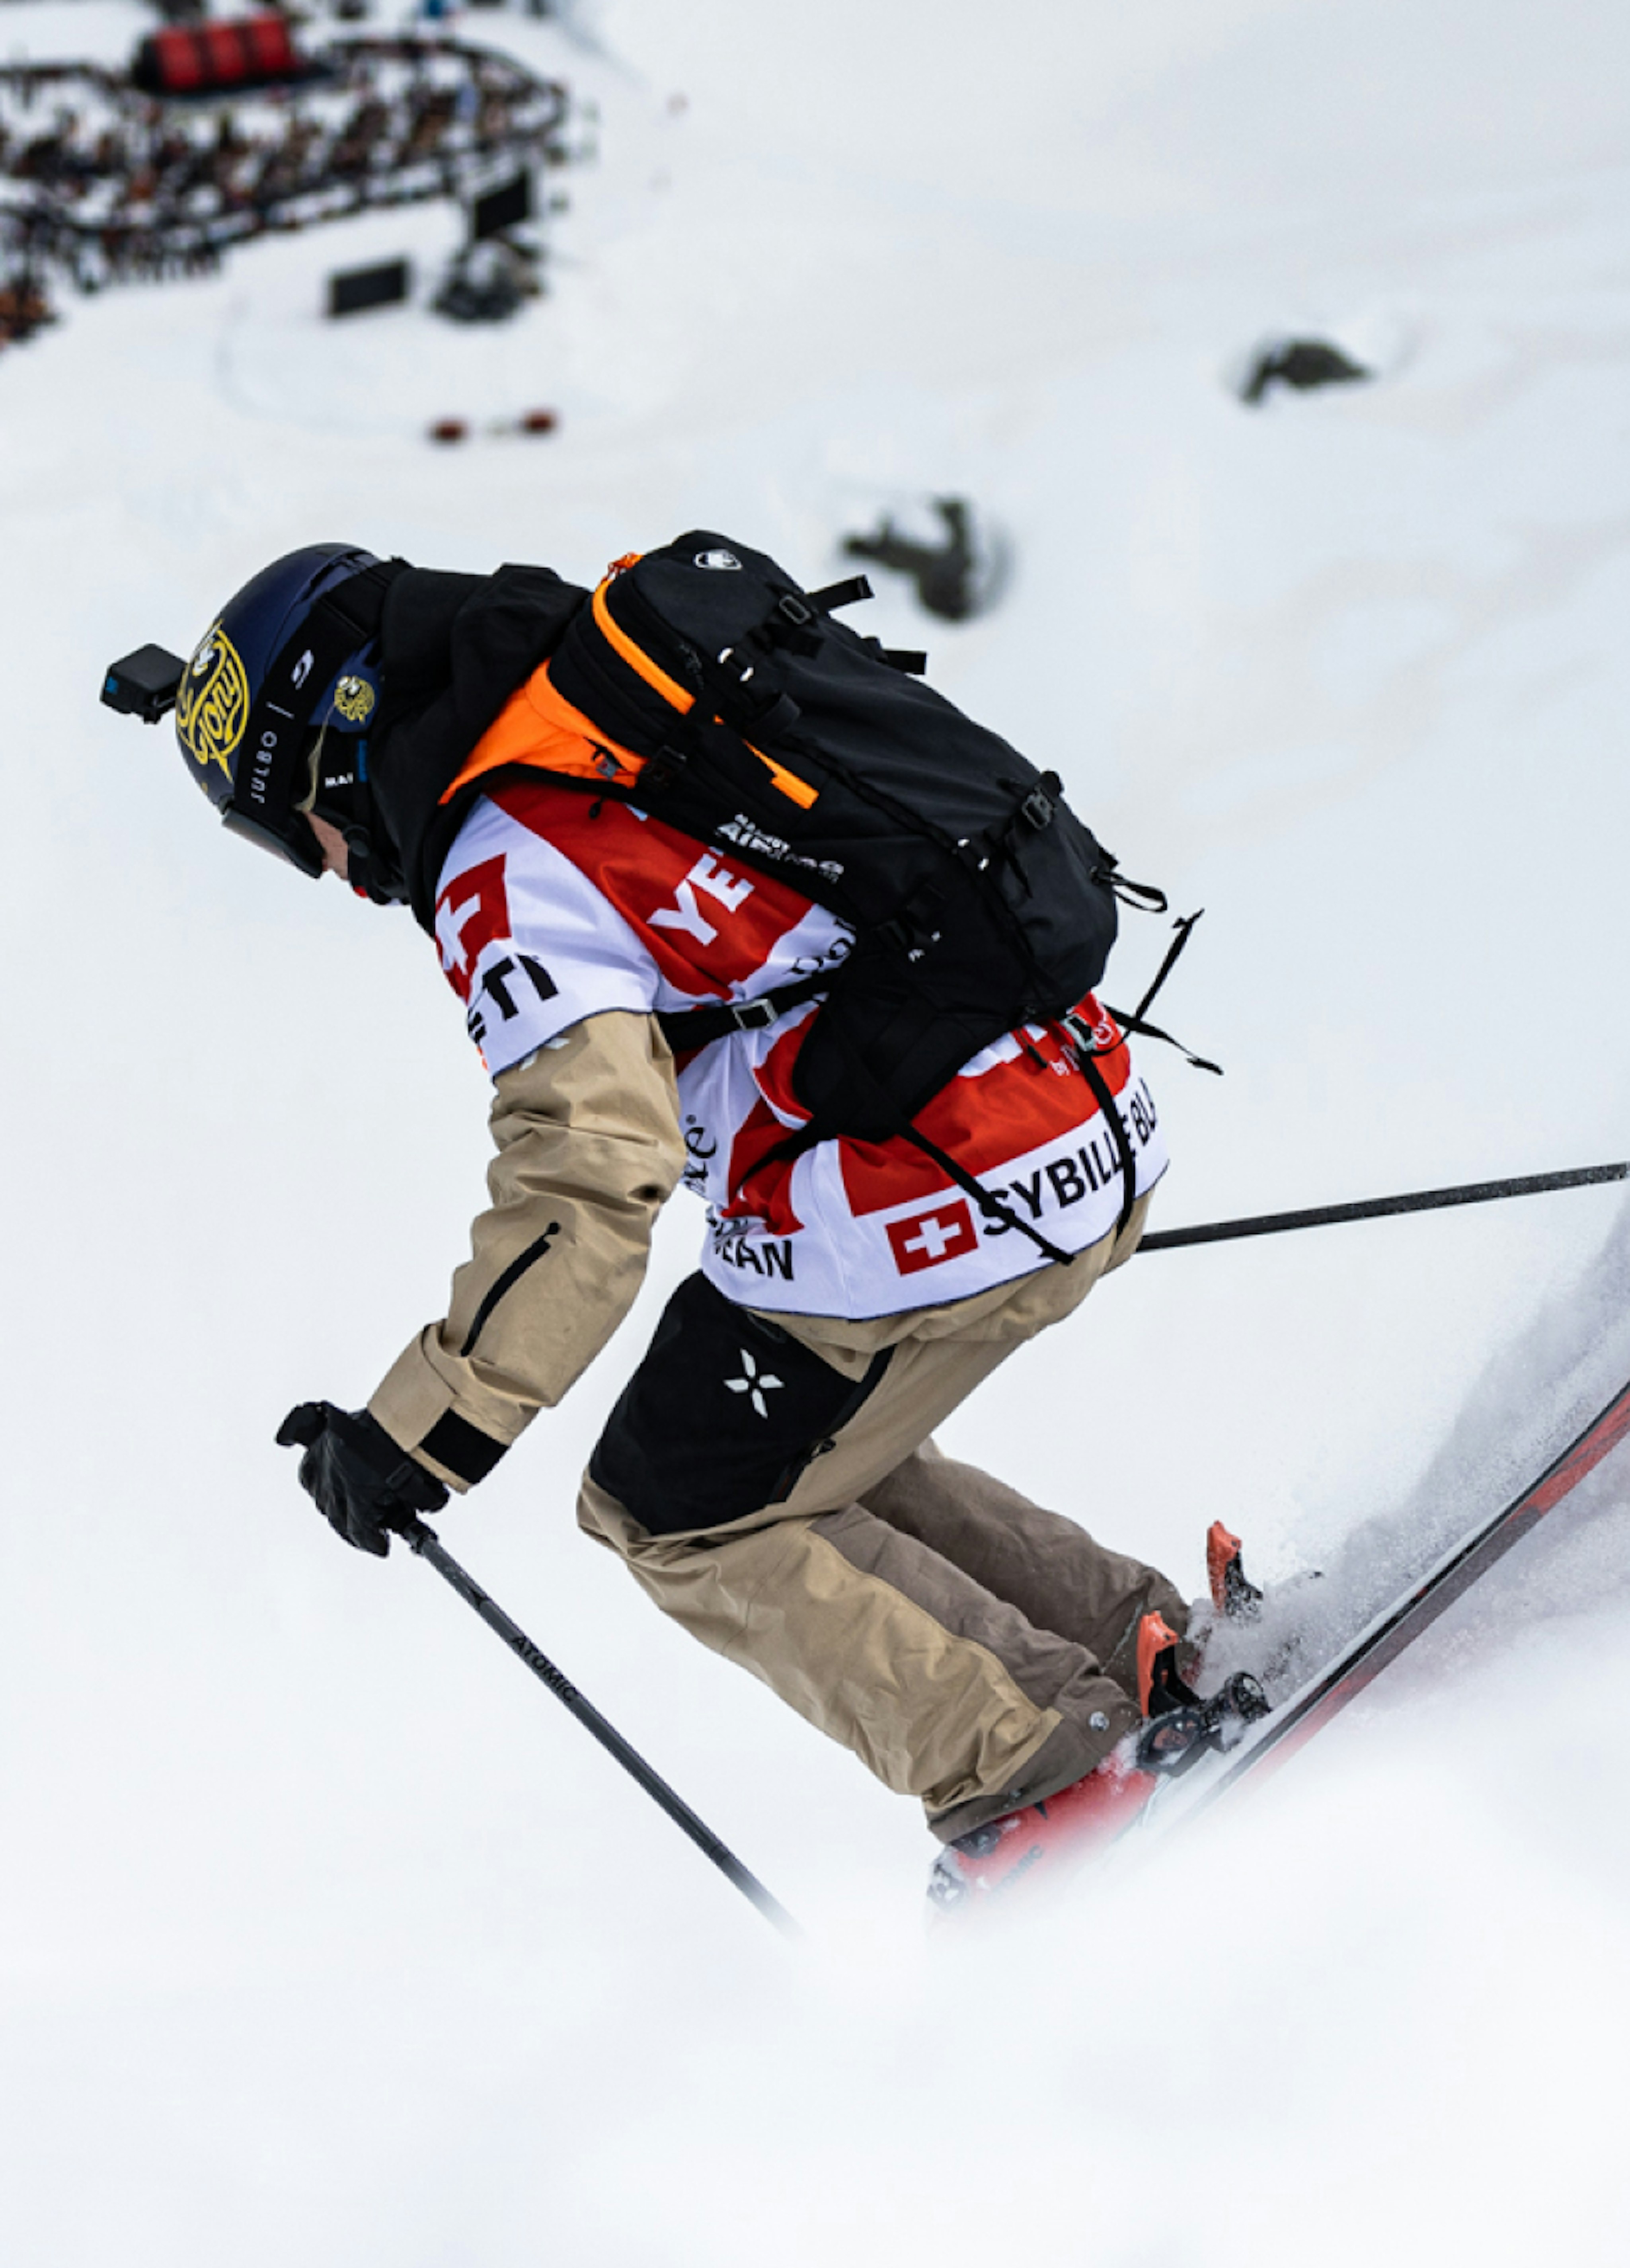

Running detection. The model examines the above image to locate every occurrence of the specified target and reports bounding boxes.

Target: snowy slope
[3,0,1630,2261]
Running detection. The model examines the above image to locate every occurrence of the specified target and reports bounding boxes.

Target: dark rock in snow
[841,496,995,622]
[1240,337,1374,406]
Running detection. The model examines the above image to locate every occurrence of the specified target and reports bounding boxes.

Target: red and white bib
[434,780,1167,1319]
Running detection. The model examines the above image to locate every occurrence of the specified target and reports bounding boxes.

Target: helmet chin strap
[308,727,408,906]
[339,817,408,907]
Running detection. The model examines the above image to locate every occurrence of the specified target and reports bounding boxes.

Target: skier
[125,539,1217,1903]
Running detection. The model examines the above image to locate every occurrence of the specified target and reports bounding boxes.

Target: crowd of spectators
[0,34,570,344]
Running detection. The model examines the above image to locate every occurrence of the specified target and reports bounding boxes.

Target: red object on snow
[427,411,560,444]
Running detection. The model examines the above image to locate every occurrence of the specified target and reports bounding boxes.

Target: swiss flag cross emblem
[886,1197,978,1275]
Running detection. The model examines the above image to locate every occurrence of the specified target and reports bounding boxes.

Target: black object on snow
[327,256,411,319]
[1240,337,1373,406]
[472,166,533,242]
[842,496,985,622]
[431,237,535,324]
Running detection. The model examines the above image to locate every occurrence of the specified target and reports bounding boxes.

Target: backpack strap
[656,969,834,1055]
[1070,1043,1141,1245]
[896,1122,1074,1268]
[780,573,926,671]
[1103,910,1224,1075]
[743,1019,1079,1270]
[1059,916,1217,1243]
[803,576,874,612]
[1107,1009,1222,1075]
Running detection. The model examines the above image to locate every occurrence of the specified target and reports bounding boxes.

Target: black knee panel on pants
[589,1273,891,1535]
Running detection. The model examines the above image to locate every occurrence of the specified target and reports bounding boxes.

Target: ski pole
[394,1514,801,1941]
[1138,1159,1630,1253]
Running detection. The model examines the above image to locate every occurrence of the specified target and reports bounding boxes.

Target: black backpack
[533,531,1182,1260]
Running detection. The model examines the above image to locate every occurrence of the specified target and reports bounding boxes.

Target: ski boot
[925,1738,1156,1914]
[926,1612,1268,1914]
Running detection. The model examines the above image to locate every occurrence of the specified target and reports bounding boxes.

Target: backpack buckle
[726,997,780,1032]
[1020,783,1055,831]
[642,746,688,795]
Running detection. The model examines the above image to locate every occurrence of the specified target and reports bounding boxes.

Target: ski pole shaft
[1138,1160,1629,1253]
[398,1518,801,1941]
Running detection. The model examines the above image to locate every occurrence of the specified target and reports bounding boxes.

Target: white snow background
[4,0,1630,2259]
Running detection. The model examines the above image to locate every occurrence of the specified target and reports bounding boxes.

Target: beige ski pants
[577,1193,1186,1842]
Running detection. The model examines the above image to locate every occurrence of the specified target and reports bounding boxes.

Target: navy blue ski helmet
[175,543,386,874]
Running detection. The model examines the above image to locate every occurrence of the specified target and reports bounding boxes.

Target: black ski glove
[276,1401,448,1557]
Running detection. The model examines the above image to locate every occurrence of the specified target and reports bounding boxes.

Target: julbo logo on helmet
[175,623,250,780]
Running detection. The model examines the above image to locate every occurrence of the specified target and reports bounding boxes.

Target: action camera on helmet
[101,644,187,724]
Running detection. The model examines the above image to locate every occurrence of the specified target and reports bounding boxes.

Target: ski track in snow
[4,1,1630,2263]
